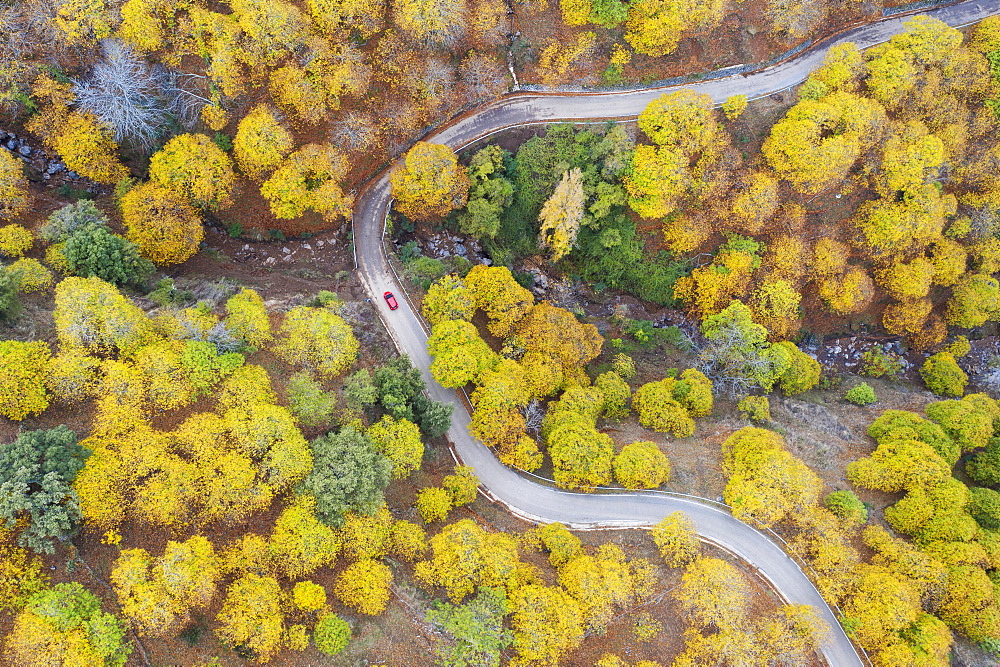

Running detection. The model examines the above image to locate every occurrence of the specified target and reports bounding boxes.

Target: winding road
[353,2,1000,664]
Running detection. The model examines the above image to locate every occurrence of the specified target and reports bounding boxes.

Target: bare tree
[72,40,208,151]
[330,111,381,154]
[458,51,508,104]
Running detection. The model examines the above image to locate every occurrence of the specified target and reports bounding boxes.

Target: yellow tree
[335,559,392,615]
[269,495,341,579]
[0,341,51,421]
[651,511,701,567]
[508,584,585,664]
[538,168,586,261]
[427,319,498,387]
[625,0,724,57]
[260,143,353,221]
[391,142,470,220]
[225,288,272,350]
[149,133,236,210]
[515,301,603,373]
[624,144,689,219]
[44,112,129,184]
[414,519,523,601]
[463,265,534,337]
[122,182,204,265]
[274,305,359,379]
[233,104,294,181]
[673,557,747,630]
[367,414,424,479]
[558,544,642,633]
[393,0,467,44]
[53,277,156,356]
[421,275,476,325]
[111,536,220,637]
[0,149,30,221]
[614,441,670,489]
[216,574,286,662]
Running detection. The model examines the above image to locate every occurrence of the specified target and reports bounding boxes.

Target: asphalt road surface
[353,3,1000,664]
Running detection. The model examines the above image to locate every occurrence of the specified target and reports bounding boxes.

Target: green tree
[297,427,392,527]
[286,372,337,427]
[0,427,87,554]
[63,224,154,287]
[344,368,378,410]
[427,586,512,667]
[314,612,351,656]
[824,490,868,526]
[460,146,513,240]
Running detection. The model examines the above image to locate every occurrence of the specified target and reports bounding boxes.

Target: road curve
[354,3,1000,664]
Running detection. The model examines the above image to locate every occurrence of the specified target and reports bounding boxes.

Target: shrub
[442,466,479,506]
[314,613,351,656]
[824,490,868,526]
[737,395,770,423]
[0,270,21,321]
[0,224,33,257]
[845,383,877,406]
[920,352,968,397]
[859,347,904,379]
[942,336,972,358]
[7,258,54,293]
[0,149,30,221]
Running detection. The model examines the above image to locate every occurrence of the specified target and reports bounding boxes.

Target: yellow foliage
[291,580,327,612]
[225,288,272,350]
[7,258,54,293]
[722,94,748,120]
[335,559,392,615]
[651,511,700,567]
[538,168,586,261]
[816,266,875,315]
[54,0,113,46]
[269,495,341,578]
[275,305,359,378]
[217,574,286,662]
[269,46,368,125]
[49,112,129,184]
[45,244,71,275]
[812,239,850,276]
[306,0,385,37]
[367,415,424,479]
[625,0,724,57]
[0,340,51,420]
[0,149,30,221]
[149,133,236,210]
[662,212,710,254]
[538,33,597,85]
[875,257,936,301]
[625,144,689,219]
[559,0,591,25]
[122,182,204,265]
[416,486,453,523]
[731,172,780,234]
[45,351,101,402]
[750,279,802,340]
[260,143,353,221]
[0,224,33,257]
[233,105,293,180]
[391,142,470,220]
[464,265,534,337]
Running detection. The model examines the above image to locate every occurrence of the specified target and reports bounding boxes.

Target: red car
[383,291,399,310]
